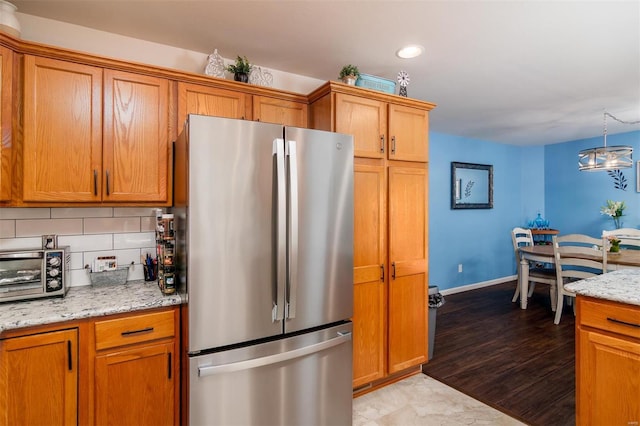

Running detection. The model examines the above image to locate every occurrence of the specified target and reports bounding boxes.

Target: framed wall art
[451,162,493,209]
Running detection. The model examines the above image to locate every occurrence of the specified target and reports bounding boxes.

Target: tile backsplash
[0,207,163,287]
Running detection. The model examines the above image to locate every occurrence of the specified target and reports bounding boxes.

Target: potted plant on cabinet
[226,55,253,83]
[339,64,360,85]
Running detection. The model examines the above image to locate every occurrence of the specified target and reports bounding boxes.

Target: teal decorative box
[355,74,396,94]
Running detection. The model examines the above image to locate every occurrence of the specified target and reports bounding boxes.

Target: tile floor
[353,374,525,426]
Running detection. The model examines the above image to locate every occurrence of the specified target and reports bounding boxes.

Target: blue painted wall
[546,131,640,234]
[429,130,640,292]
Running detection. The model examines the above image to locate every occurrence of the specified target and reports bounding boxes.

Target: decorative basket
[89,267,129,285]
[355,74,396,94]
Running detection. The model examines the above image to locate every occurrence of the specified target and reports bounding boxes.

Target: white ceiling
[9,0,640,146]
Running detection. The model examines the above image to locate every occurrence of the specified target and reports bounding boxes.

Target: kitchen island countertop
[0,280,182,333]
[565,268,640,306]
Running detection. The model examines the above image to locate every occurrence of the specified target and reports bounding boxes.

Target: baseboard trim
[437,275,517,296]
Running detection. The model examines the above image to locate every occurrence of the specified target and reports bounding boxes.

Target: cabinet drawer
[579,297,640,340]
[95,310,175,351]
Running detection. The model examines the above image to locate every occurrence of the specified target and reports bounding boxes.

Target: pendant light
[578,112,637,171]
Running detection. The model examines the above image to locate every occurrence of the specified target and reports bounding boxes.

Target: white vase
[342,75,357,86]
[0,1,21,38]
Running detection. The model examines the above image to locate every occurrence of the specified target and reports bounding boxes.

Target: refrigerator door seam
[197,331,352,377]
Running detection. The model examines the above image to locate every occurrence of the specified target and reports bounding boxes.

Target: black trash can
[428,285,445,360]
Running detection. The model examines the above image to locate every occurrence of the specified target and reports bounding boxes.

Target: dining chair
[511,227,556,308]
[551,234,607,325]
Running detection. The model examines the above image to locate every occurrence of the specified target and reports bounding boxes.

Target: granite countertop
[565,269,640,306]
[0,280,182,333]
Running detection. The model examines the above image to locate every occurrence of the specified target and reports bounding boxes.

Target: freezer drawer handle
[121,326,154,336]
[197,331,352,377]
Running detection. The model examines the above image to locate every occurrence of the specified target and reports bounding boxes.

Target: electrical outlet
[458,264,463,273]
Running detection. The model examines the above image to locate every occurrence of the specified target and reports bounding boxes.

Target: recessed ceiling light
[396,45,424,59]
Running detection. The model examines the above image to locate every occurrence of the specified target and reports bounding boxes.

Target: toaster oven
[0,247,70,303]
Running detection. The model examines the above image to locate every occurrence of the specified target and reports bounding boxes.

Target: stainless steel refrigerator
[173,114,354,426]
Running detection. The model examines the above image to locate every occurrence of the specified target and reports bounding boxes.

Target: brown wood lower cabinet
[576,296,640,425]
[95,342,175,425]
[0,306,179,425]
[92,308,179,425]
[0,328,78,425]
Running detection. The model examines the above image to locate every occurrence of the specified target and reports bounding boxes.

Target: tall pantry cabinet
[308,81,435,390]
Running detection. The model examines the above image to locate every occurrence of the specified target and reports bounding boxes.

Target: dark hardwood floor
[421,281,575,426]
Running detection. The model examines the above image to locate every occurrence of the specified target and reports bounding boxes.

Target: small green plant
[339,64,360,79]
[226,56,252,74]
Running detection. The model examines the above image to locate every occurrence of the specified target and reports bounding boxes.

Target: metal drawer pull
[121,326,154,336]
[606,317,640,329]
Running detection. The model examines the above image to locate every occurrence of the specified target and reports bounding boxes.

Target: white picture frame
[637,161,640,192]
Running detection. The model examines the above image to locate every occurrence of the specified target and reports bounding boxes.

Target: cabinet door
[387,166,428,373]
[577,328,640,425]
[0,46,11,201]
[0,328,78,425]
[177,82,251,129]
[352,163,387,388]
[103,70,169,202]
[388,104,428,162]
[23,55,102,202]
[335,93,386,159]
[253,96,308,127]
[95,341,175,426]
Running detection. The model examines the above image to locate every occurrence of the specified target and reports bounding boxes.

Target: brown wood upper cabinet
[177,82,251,129]
[0,46,12,202]
[103,70,169,202]
[178,82,308,130]
[334,93,428,162]
[253,95,308,127]
[22,56,170,204]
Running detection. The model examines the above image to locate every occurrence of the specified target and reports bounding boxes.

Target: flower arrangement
[600,200,626,229]
[607,235,621,252]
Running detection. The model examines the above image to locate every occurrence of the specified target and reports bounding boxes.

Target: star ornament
[397,70,410,87]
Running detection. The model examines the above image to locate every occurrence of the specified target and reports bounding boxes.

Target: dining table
[518,244,640,309]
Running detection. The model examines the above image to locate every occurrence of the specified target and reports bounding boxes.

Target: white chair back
[602,228,640,249]
[551,234,607,324]
[511,227,534,254]
[511,227,556,307]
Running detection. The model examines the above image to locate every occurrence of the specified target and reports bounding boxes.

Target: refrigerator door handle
[197,331,352,377]
[273,138,287,322]
[286,140,299,319]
